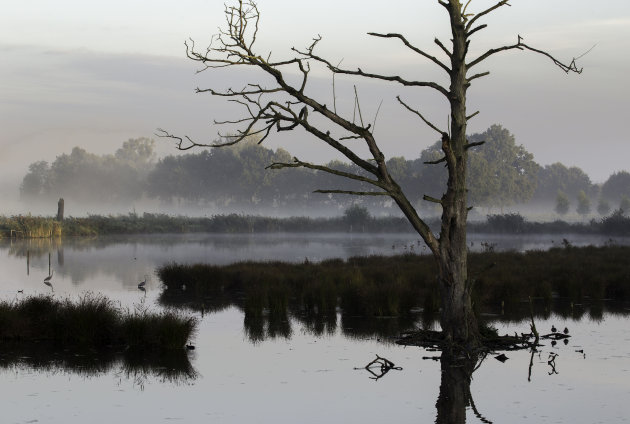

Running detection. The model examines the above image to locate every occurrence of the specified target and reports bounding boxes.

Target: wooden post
[57,198,64,221]
[27,250,30,275]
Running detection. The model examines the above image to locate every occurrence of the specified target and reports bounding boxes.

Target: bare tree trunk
[436,3,479,348]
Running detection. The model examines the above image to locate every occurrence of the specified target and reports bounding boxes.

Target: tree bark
[434,1,479,349]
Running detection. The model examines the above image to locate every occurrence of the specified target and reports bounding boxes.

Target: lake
[1,233,629,423]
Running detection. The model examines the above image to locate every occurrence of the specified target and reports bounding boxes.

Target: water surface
[1,233,629,423]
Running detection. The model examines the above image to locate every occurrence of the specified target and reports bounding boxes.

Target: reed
[2,211,629,238]
[0,294,196,350]
[158,246,630,333]
[0,215,61,239]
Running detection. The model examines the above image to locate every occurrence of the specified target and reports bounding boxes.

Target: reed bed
[0,215,61,239]
[2,210,629,238]
[158,245,630,329]
[0,294,196,350]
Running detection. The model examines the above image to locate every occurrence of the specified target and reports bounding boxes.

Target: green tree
[20,161,51,200]
[343,204,371,231]
[534,163,593,203]
[576,190,591,217]
[162,1,582,349]
[22,141,154,207]
[597,197,611,216]
[555,191,570,216]
[601,171,630,202]
[620,195,630,215]
[417,125,535,211]
[115,138,156,169]
[467,125,538,210]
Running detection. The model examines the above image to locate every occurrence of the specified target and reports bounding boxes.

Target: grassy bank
[0,215,62,238]
[0,294,196,350]
[157,245,630,341]
[2,210,629,238]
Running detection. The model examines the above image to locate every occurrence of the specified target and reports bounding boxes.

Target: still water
[1,233,629,423]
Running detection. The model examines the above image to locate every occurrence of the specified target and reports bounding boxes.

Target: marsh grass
[0,215,61,238]
[3,211,629,238]
[158,246,630,341]
[0,294,196,350]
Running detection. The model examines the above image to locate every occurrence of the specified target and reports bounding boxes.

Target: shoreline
[2,211,629,238]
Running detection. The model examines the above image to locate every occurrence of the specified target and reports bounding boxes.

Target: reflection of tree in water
[0,343,197,387]
[158,262,426,343]
[158,259,628,344]
[435,352,493,424]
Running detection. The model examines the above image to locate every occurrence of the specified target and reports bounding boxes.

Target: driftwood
[397,327,571,353]
[354,354,402,381]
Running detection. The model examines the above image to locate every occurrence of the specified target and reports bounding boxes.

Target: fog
[2,1,630,217]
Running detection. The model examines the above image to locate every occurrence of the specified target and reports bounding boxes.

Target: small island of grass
[156,244,630,348]
[0,294,196,351]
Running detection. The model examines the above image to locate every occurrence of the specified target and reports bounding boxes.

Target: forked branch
[367,32,451,73]
[468,35,590,75]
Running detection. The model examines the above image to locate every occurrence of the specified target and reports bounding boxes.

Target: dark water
[1,233,629,423]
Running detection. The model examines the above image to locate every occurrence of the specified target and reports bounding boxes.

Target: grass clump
[0,294,196,350]
[0,215,62,239]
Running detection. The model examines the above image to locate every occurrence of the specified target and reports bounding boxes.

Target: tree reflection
[0,343,198,386]
[435,351,492,424]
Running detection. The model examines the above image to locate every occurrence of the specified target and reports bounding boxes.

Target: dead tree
[159,0,584,349]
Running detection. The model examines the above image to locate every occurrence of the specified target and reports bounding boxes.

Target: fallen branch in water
[354,354,402,381]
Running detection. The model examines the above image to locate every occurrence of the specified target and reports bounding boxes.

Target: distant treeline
[19,125,630,216]
[2,209,630,239]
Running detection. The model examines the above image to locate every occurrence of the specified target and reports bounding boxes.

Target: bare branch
[468,35,589,74]
[424,156,447,165]
[353,85,365,127]
[467,24,487,38]
[467,41,523,69]
[332,59,342,114]
[371,100,384,134]
[466,111,480,121]
[467,71,490,83]
[423,195,443,205]
[295,47,450,97]
[397,96,445,136]
[434,38,452,58]
[465,140,485,150]
[368,32,450,73]
[465,1,511,32]
[518,41,592,74]
[266,157,390,191]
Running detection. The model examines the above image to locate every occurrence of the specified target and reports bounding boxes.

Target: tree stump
[57,198,64,221]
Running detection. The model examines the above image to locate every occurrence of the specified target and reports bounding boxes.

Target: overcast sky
[1,0,629,209]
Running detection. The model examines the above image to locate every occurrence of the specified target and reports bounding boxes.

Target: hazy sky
[2,0,630,208]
